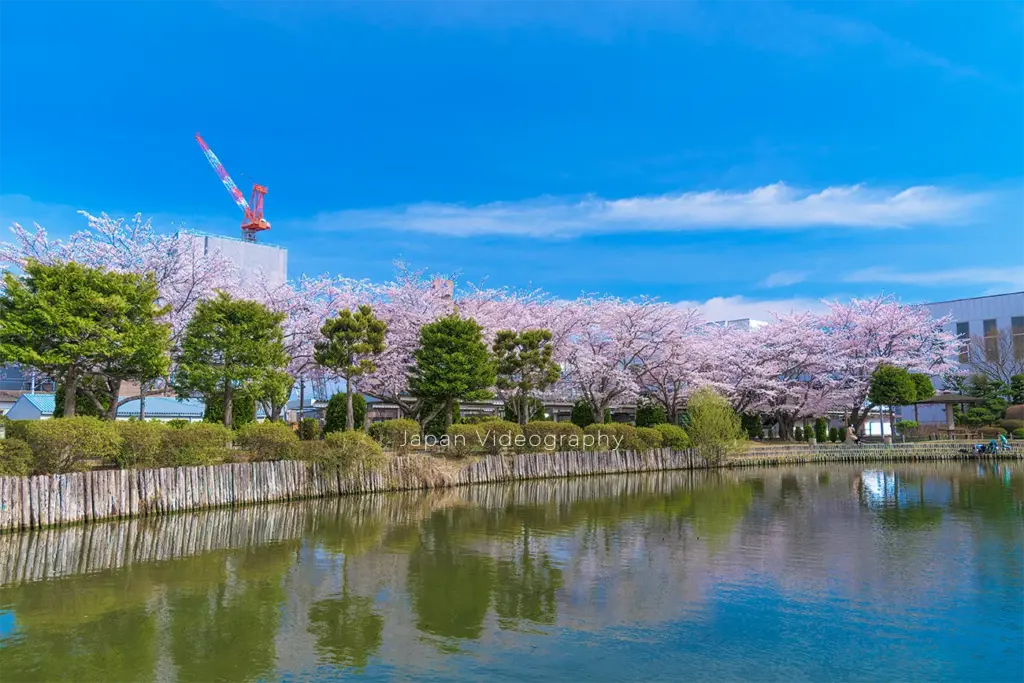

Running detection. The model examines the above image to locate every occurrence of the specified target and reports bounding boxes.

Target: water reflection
[0,465,1020,682]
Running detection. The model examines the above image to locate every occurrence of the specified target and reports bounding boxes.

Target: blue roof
[23,393,56,414]
[118,397,268,418]
[117,397,205,418]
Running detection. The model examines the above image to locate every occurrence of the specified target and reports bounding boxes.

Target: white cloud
[679,295,831,324]
[308,183,985,238]
[760,270,810,288]
[844,266,1024,288]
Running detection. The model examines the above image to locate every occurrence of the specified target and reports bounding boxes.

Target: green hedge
[521,421,584,451]
[0,438,33,476]
[234,422,298,462]
[978,426,1007,437]
[635,426,664,449]
[158,422,234,467]
[21,417,122,474]
[322,431,386,469]
[368,418,419,454]
[1013,428,1024,440]
[999,419,1024,433]
[653,423,690,449]
[445,421,523,456]
[114,421,168,470]
[583,423,642,451]
[299,418,320,441]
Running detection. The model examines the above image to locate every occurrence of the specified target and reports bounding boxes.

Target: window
[1013,316,1024,361]
[956,322,970,363]
[983,319,998,362]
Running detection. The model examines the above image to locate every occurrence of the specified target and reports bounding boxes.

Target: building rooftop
[22,393,56,414]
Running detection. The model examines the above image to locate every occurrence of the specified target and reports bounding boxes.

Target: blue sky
[1,1,1022,320]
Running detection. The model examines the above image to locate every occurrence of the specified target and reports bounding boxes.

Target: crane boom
[195,133,271,242]
[195,133,250,213]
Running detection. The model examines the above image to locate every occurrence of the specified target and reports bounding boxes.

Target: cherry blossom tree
[822,295,958,435]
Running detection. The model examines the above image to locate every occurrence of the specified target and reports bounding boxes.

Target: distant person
[846,426,860,445]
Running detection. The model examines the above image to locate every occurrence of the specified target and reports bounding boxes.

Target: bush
[740,413,762,439]
[114,420,168,469]
[978,426,1007,437]
[794,426,804,441]
[446,420,522,456]
[1013,428,1024,440]
[653,423,690,449]
[894,420,919,437]
[583,423,641,451]
[322,430,386,470]
[368,418,420,455]
[635,399,667,427]
[165,419,190,429]
[445,423,483,457]
[806,426,815,443]
[686,387,743,463]
[814,417,828,443]
[5,420,30,442]
[299,418,320,441]
[998,419,1024,433]
[521,421,585,452]
[159,422,233,467]
[635,427,664,450]
[20,417,122,474]
[234,421,298,461]
[829,426,840,443]
[1006,405,1024,422]
[570,399,610,428]
[0,438,33,476]
[324,392,367,434]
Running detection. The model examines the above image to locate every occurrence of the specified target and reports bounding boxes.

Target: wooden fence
[0,443,1018,532]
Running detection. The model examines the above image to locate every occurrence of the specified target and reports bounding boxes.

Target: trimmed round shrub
[323,430,386,469]
[653,423,690,449]
[0,438,33,476]
[978,426,1007,437]
[1005,405,1024,422]
[368,418,419,455]
[794,426,804,441]
[583,423,640,451]
[234,421,298,461]
[635,426,664,450]
[478,420,522,455]
[324,392,367,433]
[1013,428,1024,440]
[445,423,483,457]
[21,416,122,474]
[158,422,233,467]
[521,421,584,452]
[998,419,1024,433]
[828,426,841,443]
[814,417,828,443]
[634,399,667,428]
[165,419,190,429]
[114,420,169,469]
[299,418,320,441]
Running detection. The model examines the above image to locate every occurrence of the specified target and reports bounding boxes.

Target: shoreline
[1,443,1020,532]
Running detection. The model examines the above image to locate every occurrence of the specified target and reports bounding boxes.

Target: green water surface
[0,463,1021,682]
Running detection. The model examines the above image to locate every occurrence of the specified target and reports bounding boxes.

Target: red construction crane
[195,133,271,242]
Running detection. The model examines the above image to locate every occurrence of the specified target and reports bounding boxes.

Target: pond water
[0,463,1021,682]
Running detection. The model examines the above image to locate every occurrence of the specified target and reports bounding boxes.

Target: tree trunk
[63,368,79,418]
[105,378,122,421]
[345,378,354,431]
[223,383,234,429]
[445,397,454,429]
[298,377,305,424]
[519,394,529,427]
[139,386,147,421]
[591,401,603,425]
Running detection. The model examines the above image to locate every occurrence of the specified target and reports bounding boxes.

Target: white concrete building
[179,231,288,288]
[902,291,1024,426]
